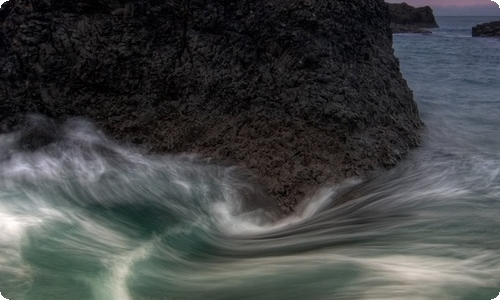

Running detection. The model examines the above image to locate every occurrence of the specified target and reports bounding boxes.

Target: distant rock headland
[387,2,439,34]
[472,21,500,37]
[0,0,423,212]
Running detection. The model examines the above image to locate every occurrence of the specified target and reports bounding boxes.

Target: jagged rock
[0,0,423,212]
[472,21,500,37]
[388,2,438,34]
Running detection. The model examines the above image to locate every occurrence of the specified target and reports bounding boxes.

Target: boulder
[0,0,423,212]
[472,21,500,37]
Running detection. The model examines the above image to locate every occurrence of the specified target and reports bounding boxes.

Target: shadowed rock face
[0,0,423,212]
[388,2,438,34]
[472,21,500,37]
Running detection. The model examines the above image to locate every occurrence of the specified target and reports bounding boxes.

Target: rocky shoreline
[472,21,500,37]
[387,2,438,34]
[0,0,423,212]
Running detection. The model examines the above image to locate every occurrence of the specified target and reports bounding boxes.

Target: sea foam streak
[1,115,500,299]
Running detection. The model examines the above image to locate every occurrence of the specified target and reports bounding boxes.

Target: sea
[0,16,500,300]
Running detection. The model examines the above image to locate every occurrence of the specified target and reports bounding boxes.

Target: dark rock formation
[472,21,500,37]
[0,0,423,212]
[387,2,438,34]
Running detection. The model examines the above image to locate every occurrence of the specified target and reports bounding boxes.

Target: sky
[385,0,500,16]
[1,0,500,15]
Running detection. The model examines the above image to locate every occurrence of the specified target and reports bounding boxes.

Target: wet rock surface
[472,21,500,37]
[388,2,438,34]
[0,0,423,212]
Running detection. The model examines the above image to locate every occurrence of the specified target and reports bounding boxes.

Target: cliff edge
[0,0,423,212]
[388,2,439,34]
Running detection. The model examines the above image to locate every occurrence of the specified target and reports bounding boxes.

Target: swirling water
[1,16,500,300]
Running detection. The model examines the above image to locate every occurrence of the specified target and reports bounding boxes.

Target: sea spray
[1,114,500,299]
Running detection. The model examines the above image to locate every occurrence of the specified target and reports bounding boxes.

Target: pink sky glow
[385,0,499,7]
[385,0,500,15]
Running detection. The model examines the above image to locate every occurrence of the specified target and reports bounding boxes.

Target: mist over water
[1,16,500,300]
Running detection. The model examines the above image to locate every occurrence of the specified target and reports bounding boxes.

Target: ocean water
[1,16,500,300]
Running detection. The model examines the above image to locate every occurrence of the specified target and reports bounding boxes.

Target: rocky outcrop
[388,2,438,34]
[472,21,500,37]
[0,0,423,212]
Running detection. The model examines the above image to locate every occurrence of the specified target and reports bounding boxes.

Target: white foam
[92,243,153,300]
[344,249,500,300]
[192,247,500,299]
[0,207,46,249]
[211,177,402,239]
